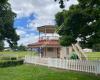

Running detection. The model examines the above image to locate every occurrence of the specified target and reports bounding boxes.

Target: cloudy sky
[7,0,78,46]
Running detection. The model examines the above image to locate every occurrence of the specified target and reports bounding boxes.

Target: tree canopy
[55,0,100,48]
[54,0,66,8]
[0,0,19,49]
[17,45,27,51]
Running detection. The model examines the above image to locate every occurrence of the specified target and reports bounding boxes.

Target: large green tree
[0,0,19,49]
[55,0,100,48]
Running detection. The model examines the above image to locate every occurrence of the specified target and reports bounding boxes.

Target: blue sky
[7,0,78,46]
[14,13,38,36]
[14,13,36,27]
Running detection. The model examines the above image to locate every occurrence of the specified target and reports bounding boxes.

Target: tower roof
[28,40,60,48]
[37,25,55,33]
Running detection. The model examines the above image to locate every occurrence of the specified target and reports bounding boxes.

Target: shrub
[70,52,79,60]
[0,57,11,60]
[0,56,17,60]
[0,60,24,67]
[11,57,17,60]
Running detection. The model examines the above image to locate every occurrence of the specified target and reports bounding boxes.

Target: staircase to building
[72,43,87,60]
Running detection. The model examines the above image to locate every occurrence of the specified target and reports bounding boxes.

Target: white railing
[39,36,59,40]
[24,56,100,74]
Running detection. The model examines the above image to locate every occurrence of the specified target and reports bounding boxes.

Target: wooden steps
[72,43,87,60]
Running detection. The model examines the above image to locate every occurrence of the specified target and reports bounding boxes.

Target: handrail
[39,36,59,40]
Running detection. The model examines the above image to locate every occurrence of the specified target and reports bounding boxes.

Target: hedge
[0,59,24,67]
[0,57,17,60]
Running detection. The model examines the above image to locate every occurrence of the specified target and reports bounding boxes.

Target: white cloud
[8,0,78,46]
[15,26,39,46]
[9,0,35,18]
[9,0,78,28]
[18,33,38,46]
[16,29,26,35]
[9,0,78,20]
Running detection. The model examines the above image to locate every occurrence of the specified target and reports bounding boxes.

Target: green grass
[0,64,100,80]
[86,52,100,60]
[0,51,100,60]
[0,51,35,58]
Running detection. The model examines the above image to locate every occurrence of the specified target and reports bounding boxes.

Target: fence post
[24,55,26,63]
[99,61,100,74]
[48,58,50,67]
[95,60,100,75]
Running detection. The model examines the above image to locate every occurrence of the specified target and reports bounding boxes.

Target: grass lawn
[0,51,35,57]
[0,64,99,80]
[86,52,100,60]
[0,51,100,60]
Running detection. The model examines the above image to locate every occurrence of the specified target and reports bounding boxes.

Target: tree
[0,0,19,49]
[55,0,100,48]
[55,0,73,8]
[54,0,66,8]
[0,0,7,4]
[18,45,27,51]
[0,40,4,51]
[93,44,100,52]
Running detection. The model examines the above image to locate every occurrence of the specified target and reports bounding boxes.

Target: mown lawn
[0,64,99,80]
[0,51,35,57]
[0,51,100,60]
[86,52,100,60]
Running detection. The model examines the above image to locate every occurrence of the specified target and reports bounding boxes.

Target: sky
[6,0,78,47]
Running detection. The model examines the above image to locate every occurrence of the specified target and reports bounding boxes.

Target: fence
[24,56,100,74]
